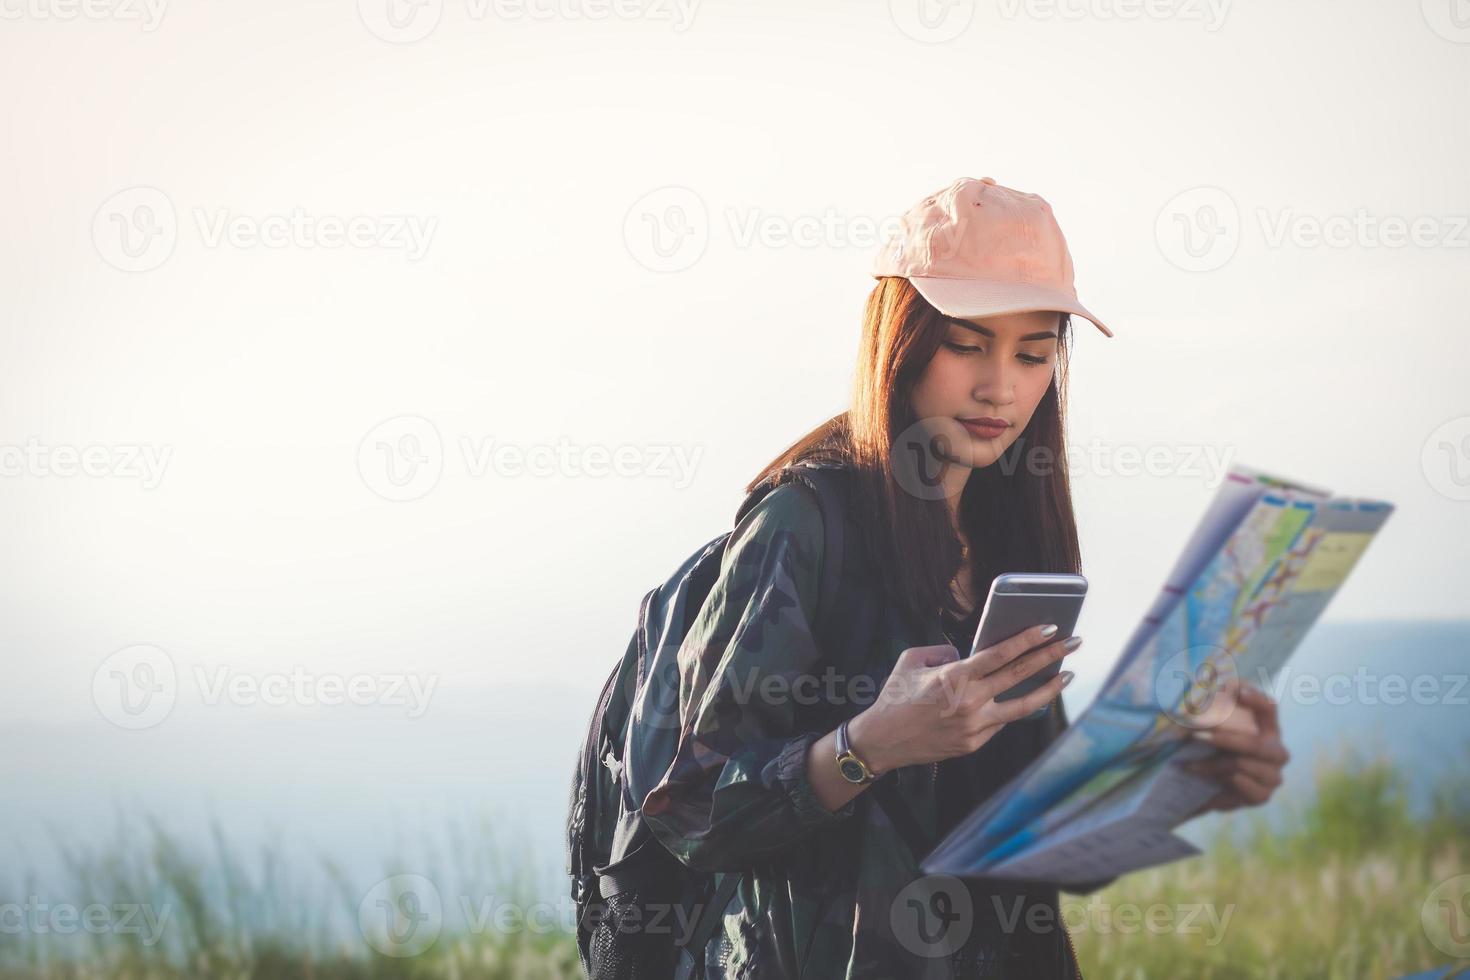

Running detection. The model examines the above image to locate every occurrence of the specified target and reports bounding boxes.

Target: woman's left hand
[1183,682,1290,813]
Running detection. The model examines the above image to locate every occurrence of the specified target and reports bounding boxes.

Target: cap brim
[907,276,1114,338]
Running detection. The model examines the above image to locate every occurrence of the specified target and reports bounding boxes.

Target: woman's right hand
[846,624,1083,773]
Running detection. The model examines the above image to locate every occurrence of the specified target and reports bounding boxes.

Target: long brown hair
[747,276,1083,631]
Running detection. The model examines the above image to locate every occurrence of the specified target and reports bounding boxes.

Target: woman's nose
[975,363,1017,406]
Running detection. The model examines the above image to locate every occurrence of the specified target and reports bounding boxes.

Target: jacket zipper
[1063,920,1082,978]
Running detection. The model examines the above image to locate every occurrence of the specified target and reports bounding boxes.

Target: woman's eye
[944,341,1049,366]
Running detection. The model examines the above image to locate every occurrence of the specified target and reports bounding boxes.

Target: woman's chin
[958,437,1007,469]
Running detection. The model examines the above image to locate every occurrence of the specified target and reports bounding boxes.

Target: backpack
[565,462,931,980]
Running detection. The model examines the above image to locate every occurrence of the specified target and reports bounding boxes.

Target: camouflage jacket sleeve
[641,482,858,872]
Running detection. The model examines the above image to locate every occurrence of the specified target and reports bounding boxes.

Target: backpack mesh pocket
[579,887,680,980]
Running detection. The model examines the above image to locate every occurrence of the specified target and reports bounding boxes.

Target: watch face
[839,758,868,783]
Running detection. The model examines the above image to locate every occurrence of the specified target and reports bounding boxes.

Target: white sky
[2,0,1467,730]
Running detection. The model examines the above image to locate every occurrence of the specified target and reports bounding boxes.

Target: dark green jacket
[642,482,1083,978]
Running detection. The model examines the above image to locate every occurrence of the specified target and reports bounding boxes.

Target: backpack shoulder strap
[779,463,849,627]
[676,462,930,974]
[672,870,743,980]
[777,464,937,864]
[730,462,849,627]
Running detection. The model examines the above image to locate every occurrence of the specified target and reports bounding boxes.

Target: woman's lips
[958,417,1010,438]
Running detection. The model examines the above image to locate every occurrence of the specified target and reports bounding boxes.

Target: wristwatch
[835,718,880,784]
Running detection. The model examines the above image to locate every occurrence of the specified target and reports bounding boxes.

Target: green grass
[0,812,583,980]
[1071,745,1470,979]
[4,750,1466,979]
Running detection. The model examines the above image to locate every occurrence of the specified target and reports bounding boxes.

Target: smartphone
[967,573,1088,710]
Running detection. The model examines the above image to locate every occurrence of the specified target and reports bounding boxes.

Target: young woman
[640,177,1290,979]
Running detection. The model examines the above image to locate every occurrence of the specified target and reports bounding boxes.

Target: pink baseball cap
[872,176,1114,338]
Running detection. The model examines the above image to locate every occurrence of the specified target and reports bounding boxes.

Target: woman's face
[908,309,1062,471]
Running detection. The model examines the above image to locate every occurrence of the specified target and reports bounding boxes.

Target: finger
[1214,700,1261,737]
[901,643,961,670]
[1236,684,1282,737]
[965,624,1068,676]
[1192,727,1289,766]
[976,634,1081,701]
[1225,770,1276,805]
[1186,755,1284,788]
[992,670,1073,724]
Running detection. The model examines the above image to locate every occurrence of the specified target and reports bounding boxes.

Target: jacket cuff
[775,730,858,824]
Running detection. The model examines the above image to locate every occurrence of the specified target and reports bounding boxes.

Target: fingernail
[1062,636,1083,652]
[1191,729,1214,742]
[1059,670,1075,688]
[1039,624,1058,638]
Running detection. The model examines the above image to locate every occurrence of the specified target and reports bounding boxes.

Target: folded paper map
[921,464,1395,887]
